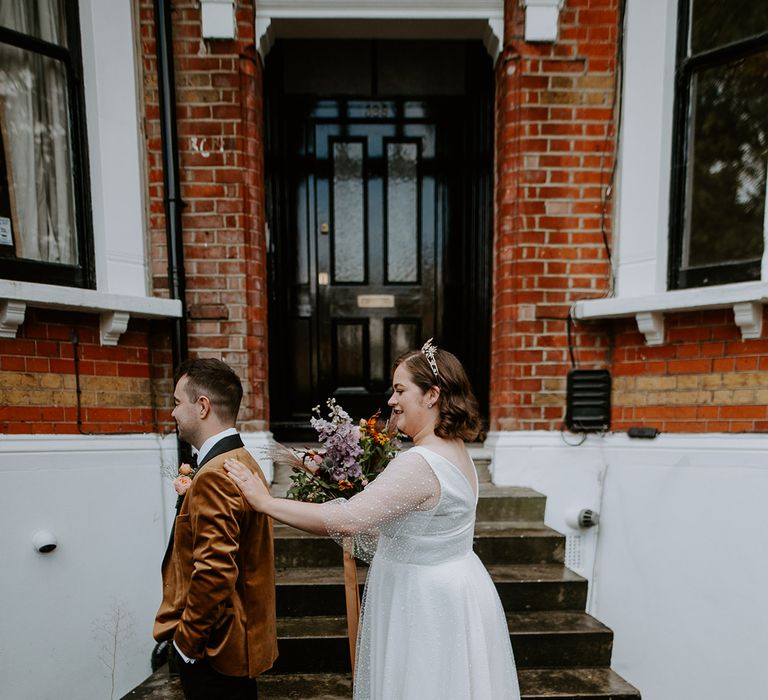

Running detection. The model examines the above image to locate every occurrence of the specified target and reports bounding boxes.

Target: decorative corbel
[0,300,26,338]
[635,311,664,346]
[732,302,763,340]
[200,0,236,40]
[256,16,274,60]
[100,311,130,346]
[483,18,504,62]
[523,0,565,42]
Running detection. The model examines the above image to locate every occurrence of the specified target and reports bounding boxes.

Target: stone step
[276,563,587,617]
[269,446,539,518]
[518,667,641,699]
[476,485,546,522]
[270,484,547,524]
[270,611,613,673]
[124,665,640,700]
[488,564,588,613]
[262,668,641,700]
[473,522,565,565]
[270,482,546,523]
[509,612,614,668]
[273,521,564,568]
[261,672,353,699]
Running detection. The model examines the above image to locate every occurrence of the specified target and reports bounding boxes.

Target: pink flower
[174,475,193,495]
[179,462,193,475]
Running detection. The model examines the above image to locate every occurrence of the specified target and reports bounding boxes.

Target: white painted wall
[0,432,274,699]
[0,434,178,700]
[487,431,768,700]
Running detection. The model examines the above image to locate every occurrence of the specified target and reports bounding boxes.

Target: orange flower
[338,479,354,490]
[179,462,193,475]
[174,475,193,495]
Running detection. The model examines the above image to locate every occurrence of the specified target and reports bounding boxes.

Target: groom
[154,358,277,699]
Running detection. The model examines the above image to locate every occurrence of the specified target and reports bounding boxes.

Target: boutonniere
[174,462,196,501]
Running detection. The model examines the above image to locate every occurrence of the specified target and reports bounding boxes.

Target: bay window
[669,1,768,289]
[0,0,93,288]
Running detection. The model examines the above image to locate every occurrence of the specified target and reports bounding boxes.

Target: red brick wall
[0,309,173,434]
[491,0,617,431]
[139,0,269,429]
[611,309,768,433]
[1,1,268,436]
[491,0,768,435]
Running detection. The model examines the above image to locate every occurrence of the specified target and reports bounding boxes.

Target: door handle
[318,272,329,286]
[320,222,330,235]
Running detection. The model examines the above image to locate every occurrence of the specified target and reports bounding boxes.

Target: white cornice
[0,280,182,345]
[256,1,503,19]
[573,281,768,344]
[254,1,504,60]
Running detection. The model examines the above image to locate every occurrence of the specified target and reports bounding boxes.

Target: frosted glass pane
[333,142,365,282]
[387,142,418,282]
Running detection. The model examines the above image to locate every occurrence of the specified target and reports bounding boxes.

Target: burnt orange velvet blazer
[154,442,278,678]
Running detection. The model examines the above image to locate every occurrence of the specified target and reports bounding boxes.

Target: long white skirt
[353,551,520,700]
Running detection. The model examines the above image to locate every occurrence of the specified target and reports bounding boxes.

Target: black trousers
[176,654,258,700]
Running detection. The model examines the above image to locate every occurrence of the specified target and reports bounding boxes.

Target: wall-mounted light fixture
[32,530,58,554]
[565,507,600,530]
[523,0,565,42]
[200,0,236,40]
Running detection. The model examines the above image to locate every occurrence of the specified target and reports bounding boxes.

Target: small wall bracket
[732,301,763,340]
[635,311,664,346]
[523,0,565,42]
[0,300,27,338]
[100,311,130,346]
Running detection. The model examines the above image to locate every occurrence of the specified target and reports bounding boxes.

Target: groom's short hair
[174,358,243,424]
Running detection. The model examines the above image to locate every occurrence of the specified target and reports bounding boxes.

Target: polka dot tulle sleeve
[319,449,441,563]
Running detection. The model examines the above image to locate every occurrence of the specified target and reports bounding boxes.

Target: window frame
[0,2,95,289]
[668,2,768,290]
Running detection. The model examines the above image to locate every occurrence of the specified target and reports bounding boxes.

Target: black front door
[313,112,438,417]
[266,41,494,438]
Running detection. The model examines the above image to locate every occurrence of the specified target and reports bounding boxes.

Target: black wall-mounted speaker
[565,369,611,433]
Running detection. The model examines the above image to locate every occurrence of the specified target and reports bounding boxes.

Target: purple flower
[311,399,363,481]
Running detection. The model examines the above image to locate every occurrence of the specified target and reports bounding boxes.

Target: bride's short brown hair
[393,346,485,442]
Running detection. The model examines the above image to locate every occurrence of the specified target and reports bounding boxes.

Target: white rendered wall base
[0,434,177,700]
[0,431,272,700]
[485,430,768,700]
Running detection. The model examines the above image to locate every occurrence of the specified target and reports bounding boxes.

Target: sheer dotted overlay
[321,446,520,700]
[320,449,440,563]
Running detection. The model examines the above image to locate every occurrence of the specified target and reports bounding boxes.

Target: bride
[224,341,520,699]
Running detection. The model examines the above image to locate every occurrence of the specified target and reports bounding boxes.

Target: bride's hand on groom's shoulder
[224,458,271,511]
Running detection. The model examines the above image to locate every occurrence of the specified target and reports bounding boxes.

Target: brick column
[490,0,618,431]
[139,0,269,428]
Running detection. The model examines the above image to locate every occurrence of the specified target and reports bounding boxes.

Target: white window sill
[572,281,768,345]
[0,280,183,346]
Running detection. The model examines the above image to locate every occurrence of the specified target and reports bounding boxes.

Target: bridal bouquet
[283,398,400,503]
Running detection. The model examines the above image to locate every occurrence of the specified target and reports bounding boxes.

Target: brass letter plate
[357,294,395,309]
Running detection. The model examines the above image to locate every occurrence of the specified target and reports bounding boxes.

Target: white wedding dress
[322,446,520,700]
